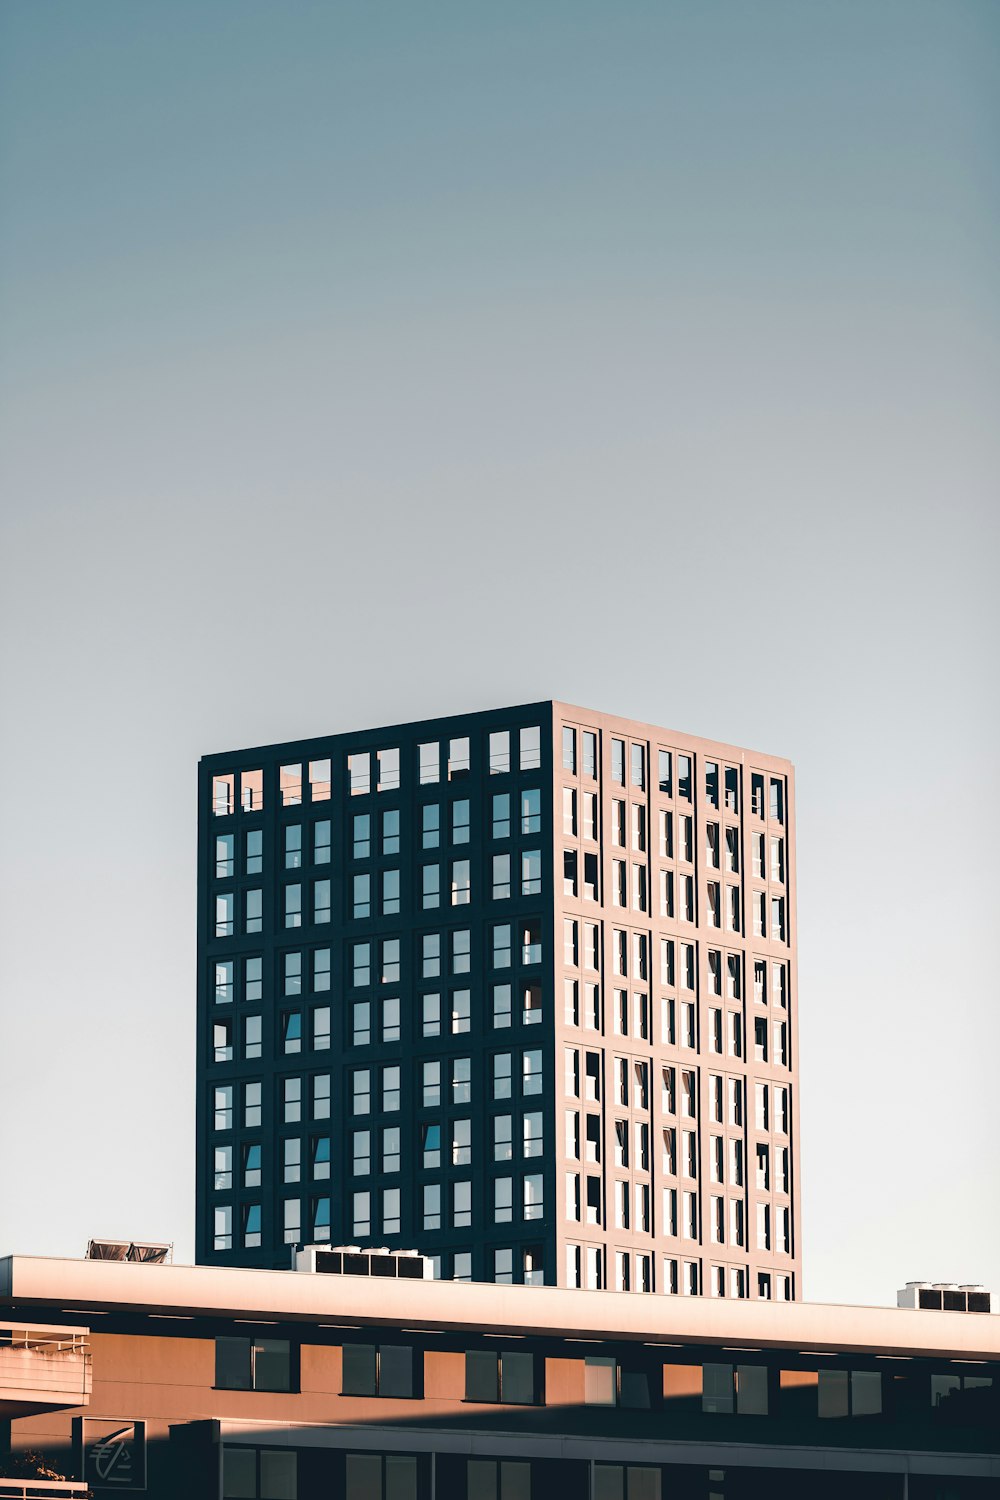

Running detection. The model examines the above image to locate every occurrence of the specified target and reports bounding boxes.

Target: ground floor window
[223,1447,296,1499]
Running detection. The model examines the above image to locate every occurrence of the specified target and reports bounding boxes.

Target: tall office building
[197,702,800,1299]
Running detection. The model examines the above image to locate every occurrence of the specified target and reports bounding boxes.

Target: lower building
[2,1252,998,1499]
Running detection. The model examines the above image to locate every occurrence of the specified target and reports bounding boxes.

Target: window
[522,983,542,1026]
[353,1190,371,1237]
[214,1145,233,1191]
[451,988,471,1034]
[562,726,577,771]
[466,1349,537,1405]
[283,1137,301,1184]
[452,1056,471,1103]
[611,739,625,784]
[381,1064,400,1112]
[630,743,645,789]
[493,1176,513,1223]
[377,747,399,792]
[213,1205,232,1251]
[243,1143,261,1187]
[452,1118,472,1166]
[348,753,371,797]
[312,1135,331,1180]
[422,803,440,849]
[240,770,263,813]
[352,874,370,919]
[419,742,440,785]
[215,833,235,878]
[381,869,400,915]
[493,1113,513,1162]
[309,757,331,802]
[452,799,470,845]
[216,1337,293,1393]
[342,1343,415,1398]
[422,993,441,1035]
[492,922,512,969]
[212,773,235,816]
[492,984,512,1028]
[316,822,332,870]
[422,1061,441,1107]
[283,825,302,872]
[516,787,541,836]
[245,956,262,1002]
[519,726,541,770]
[493,1052,512,1099]
[492,793,511,839]
[522,920,541,964]
[448,737,470,780]
[215,893,234,938]
[215,960,234,1004]
[453,1179,472,1227]
[818,1369,882,1419]
[313,878,331,924]
[451,859,471,904]
[582,730,597,777]
[382,809,400,855]
[423,1183,441,1230]
[490,730,511,775]
[422,863,440,909]
[353,814,371,859]
[770,778,784,822]
[523,1049,542,1095]
[353,1068,371,1116]
[243,1081,262,1129]
[282,1012,301,1055]
[422,1123,441,1168]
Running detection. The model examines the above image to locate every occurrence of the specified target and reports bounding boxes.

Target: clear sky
[1,1,997,1306]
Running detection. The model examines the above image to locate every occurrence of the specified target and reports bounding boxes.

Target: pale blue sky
[1,1,997,1304]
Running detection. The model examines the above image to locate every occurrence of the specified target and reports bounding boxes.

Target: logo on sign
[76,1420,146,1491]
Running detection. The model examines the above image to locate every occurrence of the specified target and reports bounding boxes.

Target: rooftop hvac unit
[897,1282,996,1314]
[86,1238,173,1264]
[293,1245,429,1280]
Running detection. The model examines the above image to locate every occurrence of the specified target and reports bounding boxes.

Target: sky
[0,1,997,1307]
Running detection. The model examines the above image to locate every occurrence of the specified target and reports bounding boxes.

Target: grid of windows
[201,703,796,1295]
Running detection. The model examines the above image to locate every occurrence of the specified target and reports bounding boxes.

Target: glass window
[422,993,441,1036]
[492,983,512,1029]
[284,825,302,870]
[309,758,331,802]
[519,726,541,770]
[451,859,471,905]
[353,814,371,858]
[382,869,400,915]
[215,833,235,878]
[414,740,439,785]
[422,803,440,848]
[492,854,511,900]
[382,809,400,855]
[562,727,576,771]
[448,738,470,779]
[312,1135,330,1179]
[314,878,331,924]
[452,799,470,844]
[521,788,541,833]
[280,764,302,807]
[521,849,541,895]
[353,874,371,919]
[422,864,440,909]
[490,731,511,774]
[348,753,371,797]
[214,960,234,1004]
[492,793,511,839]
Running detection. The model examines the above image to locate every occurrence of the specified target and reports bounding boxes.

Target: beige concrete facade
[548,703,799,1300]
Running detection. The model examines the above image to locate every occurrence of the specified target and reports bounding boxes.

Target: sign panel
[75,1419,147,1491]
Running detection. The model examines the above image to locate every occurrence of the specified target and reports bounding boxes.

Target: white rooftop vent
[897,1282,996,1314]
[293,1245,429,1280]
[86,1238,173,1264]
